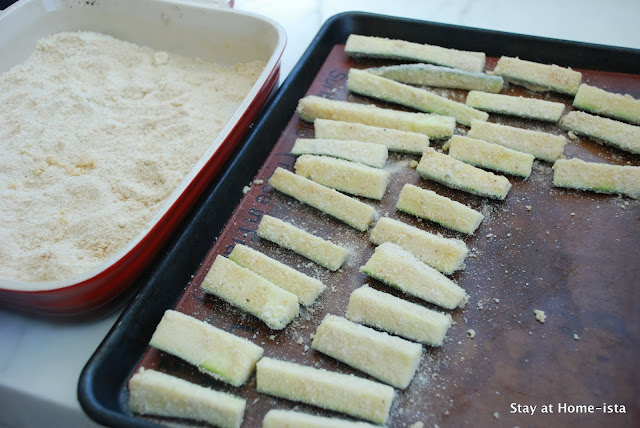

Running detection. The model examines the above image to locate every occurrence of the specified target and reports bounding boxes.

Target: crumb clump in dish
[0,31,265,285]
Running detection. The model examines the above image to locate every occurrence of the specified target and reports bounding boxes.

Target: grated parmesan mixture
[0,31,265,284]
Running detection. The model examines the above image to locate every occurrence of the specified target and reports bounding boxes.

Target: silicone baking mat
[79,12,640,428]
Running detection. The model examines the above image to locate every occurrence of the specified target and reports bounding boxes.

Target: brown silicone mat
[132,45,639,427]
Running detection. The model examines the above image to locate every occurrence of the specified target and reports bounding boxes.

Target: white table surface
[1,0,639,427]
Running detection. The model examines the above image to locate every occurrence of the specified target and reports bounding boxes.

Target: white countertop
[1,0,639,427]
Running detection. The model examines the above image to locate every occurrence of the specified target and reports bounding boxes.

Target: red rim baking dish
[0,0,285,315]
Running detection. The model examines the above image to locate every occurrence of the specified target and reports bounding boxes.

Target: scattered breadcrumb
[567,131,578,140]
[573,333,580,340]
[242,185,251,194]
[409,159,419,168]
[296,337,304,345]
[525,205,532,211]
[467,329,476,339]
[253,179,264,184]
[493,411,500,419]
[534,309,546,323]
[570,212,575,216]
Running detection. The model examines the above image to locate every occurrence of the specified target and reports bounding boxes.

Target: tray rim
[78,11,640,428]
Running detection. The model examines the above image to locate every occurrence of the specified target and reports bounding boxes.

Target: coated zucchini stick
[491,56,582,95]
[396,183,484,235]
[369,216,468,275]
[361,242,468,310]
[201,255,299,330]
[256,357,395,425]
[367,63,503,92]
[149,310,263,386]
[552,158,640,199]
[314,118,429,154]
[262,409,379,428]
[573,83,640,125]
[417,147,512,200]
[346,285,452,346]
[312,314,422,389]
[228,244,326,306]
[296,95,455,139]
[291,138,388,168]
[345,34,486,73]
[559,111,640,154]
[257,214,350,271]
[347,68,488,127]
[467,119,567,162]
[294,155,390,200]
[129,369,246,428]
[268,167,377,232]
[444,135,535,179]
[466,91,565,122]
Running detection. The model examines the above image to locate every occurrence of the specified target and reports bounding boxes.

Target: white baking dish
[0,0,285,314]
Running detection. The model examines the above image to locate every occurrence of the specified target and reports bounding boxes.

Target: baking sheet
[79,12,639,428]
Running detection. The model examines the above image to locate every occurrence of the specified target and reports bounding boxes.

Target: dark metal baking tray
[78,11,640,428]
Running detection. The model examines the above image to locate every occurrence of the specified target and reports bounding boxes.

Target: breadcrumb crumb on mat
[534,309,546,323]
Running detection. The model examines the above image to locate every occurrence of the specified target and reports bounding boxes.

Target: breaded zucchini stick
[417,147,512,200]
[552,158,640,199]
[347,69,488,127]
[294,155,390,200]
[370,216,468,274]
[573,83,640,125]
[268,167,376,231]
[256,357,395,424]
[314,119,429,154]
[312,314,422,389]
[491,56,582,95]
[361,242,468,310]
[445,135,534,179]
[257,215,350,271]
[297,95,455,139]
[345,34,486,72]
[396,184,484,235]
[466,91,565,122]
[368,63,503,92]
[346,285,452,346]
[291,138,388,168]
[129,369,246,428]
[229,244,326,306]
[467,119,566,162]
[559,111,640,154]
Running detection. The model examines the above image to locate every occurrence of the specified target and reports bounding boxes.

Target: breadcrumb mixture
[0,32,264,284]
